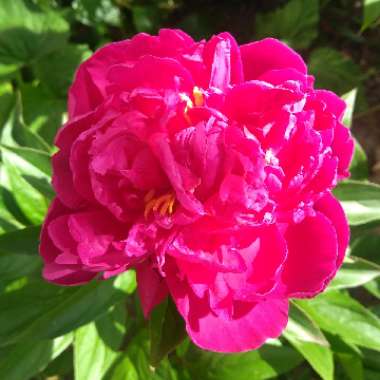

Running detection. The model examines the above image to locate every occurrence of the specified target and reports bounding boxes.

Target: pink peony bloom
[40,29,353,353]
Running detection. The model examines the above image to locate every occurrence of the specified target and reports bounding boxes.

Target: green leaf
[126,329,179,380]
[0,225,40,255]
[107,356,138,380]
[0,254,41,288]
[0,82,14,132]
[342,89,357,129]
[132,5,161,33]
[297,291,380,352]
[362,0,380,30]
[150,297,186,367]
[1,151,49,224]
[329,256,380,290]
[0,333,72,380]
[0,0,69,66]
[33,43,91,98]
[255,0,319,49]
[340,89,368,179]
[1,93,51,152]
[308,48,362,95]
[1,144,51,176]
[72,0,121,27]
[184,342,304,380]
[284,303,333,380]
[327,334,364,380]
[333,180,380,226]
[351,233,380,264]
[350,139,369,180]
[365,280,380,299]
[20,82,66,145]
[74,303,126,380]
[0,271,136,347]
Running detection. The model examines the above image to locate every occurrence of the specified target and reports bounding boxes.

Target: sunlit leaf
[333,180,380,226]
[284,303,333,380]
[297,291,380,352]
[0,0,69,66]
[255,0,319,49]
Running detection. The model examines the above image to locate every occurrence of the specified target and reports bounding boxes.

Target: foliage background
[0,0,379,379]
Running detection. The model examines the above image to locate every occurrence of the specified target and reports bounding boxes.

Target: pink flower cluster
[40,29,353,352]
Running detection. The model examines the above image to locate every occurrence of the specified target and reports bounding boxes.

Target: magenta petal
[315,192,349,270]
[166,261,288,352]
[203,32,243,90]
[240,38,307,80]
[136,261,168,317]
[258,68,314,89]
[281,212,339,298]
[43,263,96,286]
[69,40,131,119]
[315,90,346,121]
[107,55,194,93]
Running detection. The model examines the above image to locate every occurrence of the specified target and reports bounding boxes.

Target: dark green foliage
[0,1,379,379]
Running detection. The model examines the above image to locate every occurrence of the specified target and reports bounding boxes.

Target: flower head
[40,29,353,353]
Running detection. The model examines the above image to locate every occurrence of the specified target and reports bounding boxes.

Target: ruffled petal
[69,29,195,118]
[166,258,288,353]
[280,212,339,298]
[203,32,244,90]
[315,192,349,270]
[240,38,307,80]
[136,260,168,317]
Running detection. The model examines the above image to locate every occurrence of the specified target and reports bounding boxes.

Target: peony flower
[40,29,353,353]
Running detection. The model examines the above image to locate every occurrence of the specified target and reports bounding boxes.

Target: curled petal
[165,258,288,353]
[280,212,339,298]
[240,38,307,80]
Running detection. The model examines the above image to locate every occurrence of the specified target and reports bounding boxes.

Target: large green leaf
[255,0,319,49]
[0,271,136,347]
[362,0,380,30]
[124,329,179,380]
[1,144,51,176]
[150,297,186,367]
[308,48,362,95]
[351,233,380,264]
[342,89,357,129]
[327,334,364,380]
[0,0,69,66]
[297,291,380,352]
[184,342,303,380]
[74,303,126,380]
[333,180,380,226]
[0,225,40,255]
[33,43,91,98]
[20,82,66,144]
[350,139,369,180]
[0,253,41,288]
[329,256,380,290]
[1,151,49,224]
[0,94,51,152]
[340,89,368,180]
[284,303,333,380]
[0,333,72,380]
[132,5,161,34]
[107,356,138,380]
[72,0,121,27]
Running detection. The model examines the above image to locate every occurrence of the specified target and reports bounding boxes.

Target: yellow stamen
[144,191,176,219]
[144,198,157,219]
[168,197,175,214]
[193,86,204,107]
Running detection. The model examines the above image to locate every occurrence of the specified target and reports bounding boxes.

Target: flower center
[143,190,176,219]
[180,87,205,123]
